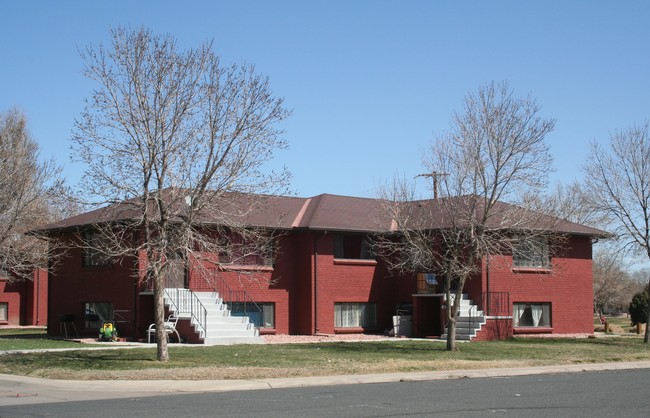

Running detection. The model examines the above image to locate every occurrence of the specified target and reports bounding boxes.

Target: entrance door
[413,296,442,338]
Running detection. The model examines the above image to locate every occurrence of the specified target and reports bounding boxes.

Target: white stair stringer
[440,294,486,341]
[163,289,262,345]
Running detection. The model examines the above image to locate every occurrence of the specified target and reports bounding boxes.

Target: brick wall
[308,233,415,335]
[47,242,139,338]
[46,230,595,340]
[483,236,594,335]
[0,269,47,326]
[0,279,24,325]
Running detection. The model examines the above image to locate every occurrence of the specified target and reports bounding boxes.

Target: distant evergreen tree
[628,289,649,325]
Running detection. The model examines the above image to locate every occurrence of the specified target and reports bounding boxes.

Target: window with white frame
[513,236,550,269]
[0,302,7,321]
[513,302,551,327]
[334,302,377,328]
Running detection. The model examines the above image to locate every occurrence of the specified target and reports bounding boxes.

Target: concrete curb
[2,360,650,406]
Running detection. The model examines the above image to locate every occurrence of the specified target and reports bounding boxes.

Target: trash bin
[392,315,412,337]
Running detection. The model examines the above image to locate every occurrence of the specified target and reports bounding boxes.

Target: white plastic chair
[147,315,181,343]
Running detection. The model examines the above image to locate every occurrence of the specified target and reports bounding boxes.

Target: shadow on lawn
[297,341,449,354]
[0,332,56,340]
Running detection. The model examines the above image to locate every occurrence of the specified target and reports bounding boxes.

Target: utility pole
[416,172,448,199]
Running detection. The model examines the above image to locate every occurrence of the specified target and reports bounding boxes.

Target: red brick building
[38,193,605,342]
[0,269,48,326]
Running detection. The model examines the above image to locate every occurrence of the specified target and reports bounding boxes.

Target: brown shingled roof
[291,194,392,232]
[34,192,608,238]
[400,196,608,237]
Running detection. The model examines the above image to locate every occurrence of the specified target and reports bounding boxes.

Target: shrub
[628,290,649,325]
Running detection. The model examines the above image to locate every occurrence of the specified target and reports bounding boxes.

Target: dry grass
[3,327,650,381]
[3,336,650,381]
[25,359,537,381]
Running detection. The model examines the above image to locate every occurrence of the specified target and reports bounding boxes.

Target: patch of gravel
[77,332,606,346]
[263,334,397,344]
[514,333,593,339]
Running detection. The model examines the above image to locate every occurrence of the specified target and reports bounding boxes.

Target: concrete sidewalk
[2,360,650,406]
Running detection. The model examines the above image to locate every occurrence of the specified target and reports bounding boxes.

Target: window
[84,302,113,329]
[335,302,377,328]
[229,302,275,329]
[513,303,551,327]
[258,238,276,267]
[83,231,112,267]
[0,302,7,321]
[334,235,374,260]
[513,237,550,269]
[218,235,275,266]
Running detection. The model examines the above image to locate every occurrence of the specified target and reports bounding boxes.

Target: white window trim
[334,302,377,328]
[513,302,551,327]
[513,237,550,269]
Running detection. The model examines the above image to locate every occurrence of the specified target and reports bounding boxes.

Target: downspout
[46,244,53,334]
[35,270,40,325]
[133,236,143,340]
[486,254,490,316]
[133,259,139,340]
[313,231,326,334]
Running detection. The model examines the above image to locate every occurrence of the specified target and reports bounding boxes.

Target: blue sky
[1,1,649,199]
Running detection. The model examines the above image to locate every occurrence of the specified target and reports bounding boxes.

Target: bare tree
[592,244,638,315]
[535,182,610,228]
[375,81,556,351]
[538,184,631,317]
[72,27,290,361]
[582,121,650,342]
[0,108,63,281]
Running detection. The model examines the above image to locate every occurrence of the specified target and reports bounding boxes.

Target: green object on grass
[99,322,118,341]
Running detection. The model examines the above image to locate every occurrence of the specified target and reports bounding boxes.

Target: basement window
[83,302,113,329]
[334,302,377,328]
[513,302,551,327]
[229,302,275,329]
[0,302,7,322]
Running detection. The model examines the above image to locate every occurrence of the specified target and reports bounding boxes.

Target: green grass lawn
[0,328,87,351]
[2,328,650,381]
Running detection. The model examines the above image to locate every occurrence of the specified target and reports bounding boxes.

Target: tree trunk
[446,314,457,351]
[153,272,169,361]
[445,286,460,351]
[643,280,650,344]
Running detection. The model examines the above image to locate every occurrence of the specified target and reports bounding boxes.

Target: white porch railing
[163,288,208,339]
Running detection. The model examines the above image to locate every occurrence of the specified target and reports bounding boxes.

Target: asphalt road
[2,368,649,417]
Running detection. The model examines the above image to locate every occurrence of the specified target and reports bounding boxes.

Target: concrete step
[165,288,260,345]
[205,328,257,338]
[439,307,487,341]
[457,316,485,325]
[204,321,253,331]
[203,336,263,345]
[447,328,478,336]
[440,333,472,341]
